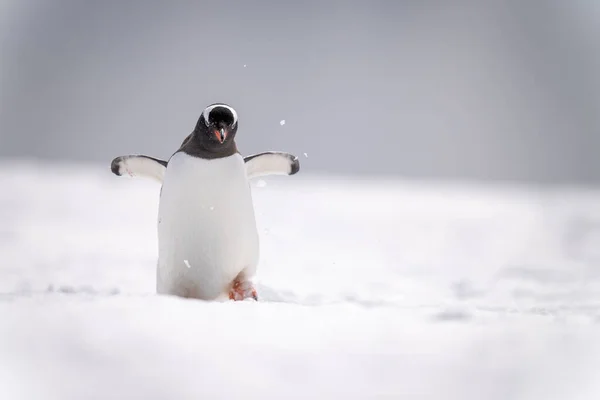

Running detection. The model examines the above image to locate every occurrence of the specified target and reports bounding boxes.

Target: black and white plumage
[110,103,300,301]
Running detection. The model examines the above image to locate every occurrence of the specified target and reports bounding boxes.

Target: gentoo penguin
[110,103,300,301]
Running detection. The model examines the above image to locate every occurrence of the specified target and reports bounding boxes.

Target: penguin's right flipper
[243,151,300,179]
[110,155,167,183]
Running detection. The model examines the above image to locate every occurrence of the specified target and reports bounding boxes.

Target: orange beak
[214,128,227,143]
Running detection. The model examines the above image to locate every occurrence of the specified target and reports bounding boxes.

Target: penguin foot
[228,279,258,301]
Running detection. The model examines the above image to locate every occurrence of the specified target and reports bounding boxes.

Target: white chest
[156,152,259,298]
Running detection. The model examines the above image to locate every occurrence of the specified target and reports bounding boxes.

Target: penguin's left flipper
[110,151,299,183]
[110,155,167,183]
[244,151,300,179]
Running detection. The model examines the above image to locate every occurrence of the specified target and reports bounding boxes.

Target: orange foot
[228,279,258,301]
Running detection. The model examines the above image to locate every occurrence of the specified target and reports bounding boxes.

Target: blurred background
[1,0,599,184]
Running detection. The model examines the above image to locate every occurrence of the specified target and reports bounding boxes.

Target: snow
[280,119,285,126]
[1,160,600,400]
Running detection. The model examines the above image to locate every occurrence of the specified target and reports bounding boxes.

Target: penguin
[110,103,300,301]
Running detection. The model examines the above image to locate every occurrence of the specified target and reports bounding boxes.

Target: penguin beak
[215,128,227,143]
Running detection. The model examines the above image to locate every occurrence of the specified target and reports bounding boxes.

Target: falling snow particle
[303,152,308,158]
[243,64,247,68]
[280,120,286,126]
[184,260,191,269]
[256,180,267,188]
[209,206,214,211]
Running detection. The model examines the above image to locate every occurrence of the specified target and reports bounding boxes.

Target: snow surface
[1,160,600,400]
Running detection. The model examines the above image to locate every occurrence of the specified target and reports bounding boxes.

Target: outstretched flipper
[244,151,300,179]
[111,151,299,182]
[111,155,167,183]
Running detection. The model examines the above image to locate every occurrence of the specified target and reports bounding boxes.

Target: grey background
[1,0,599,184]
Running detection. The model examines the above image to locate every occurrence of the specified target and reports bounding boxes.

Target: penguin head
[194,103,238,151]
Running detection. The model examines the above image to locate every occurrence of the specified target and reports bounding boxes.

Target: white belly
[156,152,259,299]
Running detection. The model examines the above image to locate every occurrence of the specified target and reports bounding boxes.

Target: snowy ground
[1,160,600,400]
